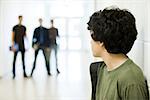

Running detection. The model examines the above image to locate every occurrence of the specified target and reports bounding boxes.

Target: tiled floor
[0,51,92,100]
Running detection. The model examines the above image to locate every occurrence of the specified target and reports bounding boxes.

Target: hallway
[1,0,150,99]
[0,51,92,100]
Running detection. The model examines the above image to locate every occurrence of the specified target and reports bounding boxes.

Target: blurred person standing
[11,15,28,79]
[48,19,60,74]
[30,18,51,77]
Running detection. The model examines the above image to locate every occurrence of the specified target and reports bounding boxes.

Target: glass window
[49,1,84,17]
[68,37,82,50]
[55,18,67,36]
[59,37,67,50]
[68,19,81,36]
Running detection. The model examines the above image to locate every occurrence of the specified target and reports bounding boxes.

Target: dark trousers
[13,51,26,76]
[31,48,51,76]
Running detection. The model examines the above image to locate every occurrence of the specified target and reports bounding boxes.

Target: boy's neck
[102,53,128,71]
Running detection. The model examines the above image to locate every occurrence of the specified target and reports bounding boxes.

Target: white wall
[95,0,150,81]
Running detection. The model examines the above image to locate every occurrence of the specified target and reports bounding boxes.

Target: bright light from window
[59,37,67,50]
[55,19,67,36]
[68,37,82,50]
[49,1,84,17]
[68,19,81,36]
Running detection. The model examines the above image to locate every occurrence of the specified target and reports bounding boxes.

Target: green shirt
[96,58,149,100]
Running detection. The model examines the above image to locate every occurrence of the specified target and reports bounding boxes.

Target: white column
[144,0,150,82]
[0,0,3,76]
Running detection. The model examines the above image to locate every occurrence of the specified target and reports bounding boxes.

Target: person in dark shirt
[30,18,51,76]
[48,19,60,74]
[11,15,28,79]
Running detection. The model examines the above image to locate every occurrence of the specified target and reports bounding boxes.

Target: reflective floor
[0,50,92,100]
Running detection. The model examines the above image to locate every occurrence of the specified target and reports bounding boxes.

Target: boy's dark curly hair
[87,7,138,54]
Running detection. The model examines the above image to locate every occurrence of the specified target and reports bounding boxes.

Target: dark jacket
[32,26,50,48]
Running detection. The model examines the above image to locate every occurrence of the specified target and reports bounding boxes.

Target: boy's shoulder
[117,59,145,86]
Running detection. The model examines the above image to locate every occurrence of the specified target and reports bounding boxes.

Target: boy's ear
[99,42,104,47]
[99,42,107,52]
